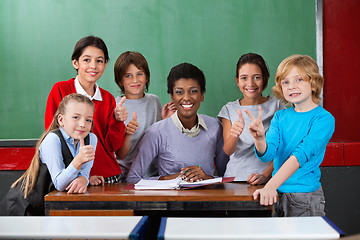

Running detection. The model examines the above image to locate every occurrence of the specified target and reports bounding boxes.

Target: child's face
[58,101,94,144]
[171,78,204,124]
[72,46,107,86]
[280,66,314,109]
[236,63,263,100]
[121,64,148,99]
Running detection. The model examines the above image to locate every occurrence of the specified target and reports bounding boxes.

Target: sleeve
[39,133,80,191]
[104,95,126,152]
[155,96,162,122]
[214,121,229,176]
[217,104,230,121]
[126,126,160,183]
[255,112,281,162]
[292,113,335,167]
[78,133,98,184]
[44,84,63,130]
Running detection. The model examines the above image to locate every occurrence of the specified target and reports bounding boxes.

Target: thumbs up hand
[73,137,95,170]
[230,109,245,138]
[114,96,128,122]
[126,112,139,136]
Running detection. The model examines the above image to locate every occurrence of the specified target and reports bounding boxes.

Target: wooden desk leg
[49,210,134,216]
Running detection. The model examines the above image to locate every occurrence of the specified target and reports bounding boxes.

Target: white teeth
[182,104,193,108]
[246,89,256,92]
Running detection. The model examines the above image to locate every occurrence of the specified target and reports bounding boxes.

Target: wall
[323,0,360,142]
[321,0,360,236]
[0,0,316,139]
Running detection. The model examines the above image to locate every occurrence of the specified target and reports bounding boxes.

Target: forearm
[261,161,274,178]
[105,116,126,152]
[78,161,93,185]
[223,135,238,156]
[53,167,78,191]
[222,119,238,156]
[159,173,180,180]
[115,134,131,159]
[254,136,267,155]
[264,155,300,190]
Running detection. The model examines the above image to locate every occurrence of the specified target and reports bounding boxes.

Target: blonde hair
[273,54,324,105]
[12,94,94,198]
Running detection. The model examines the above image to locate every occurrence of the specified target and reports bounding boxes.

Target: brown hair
[71,36,109,62]
[236,53,270,91]
[12,94,94,198]
[114,51,150,94]
[273,54,323,104]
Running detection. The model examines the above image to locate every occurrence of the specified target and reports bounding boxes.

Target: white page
[134,177,223,190]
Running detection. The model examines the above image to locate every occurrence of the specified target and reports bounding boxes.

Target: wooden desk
[45,182,272,217]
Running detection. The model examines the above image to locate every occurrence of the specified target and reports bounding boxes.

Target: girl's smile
[58,101,94,145]
[72,45,107,94]
[236,63,267,106]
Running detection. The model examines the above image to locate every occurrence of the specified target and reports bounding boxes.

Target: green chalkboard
[0,0,316,139]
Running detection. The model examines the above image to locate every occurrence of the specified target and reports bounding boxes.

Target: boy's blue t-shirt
[256,105,335,193]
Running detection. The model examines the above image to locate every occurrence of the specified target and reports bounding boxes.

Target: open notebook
[133,177,234,190]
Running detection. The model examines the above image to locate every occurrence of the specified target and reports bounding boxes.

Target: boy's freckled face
[281,66,314,108]
[72,46,107,85]
[122,64,148,99]
[171,78,204,122]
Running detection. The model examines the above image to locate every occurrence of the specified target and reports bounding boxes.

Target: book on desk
[125,177,235,190]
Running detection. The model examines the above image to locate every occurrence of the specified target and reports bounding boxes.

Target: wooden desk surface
[45,182,272,216]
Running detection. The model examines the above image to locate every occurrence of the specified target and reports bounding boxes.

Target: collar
[74,76,102,101]
[171,111,207,137]
[59,127,74,144]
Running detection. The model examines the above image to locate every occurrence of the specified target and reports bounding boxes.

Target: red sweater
[44,78,125,178]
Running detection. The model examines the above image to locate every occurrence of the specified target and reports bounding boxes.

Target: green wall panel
[0,0,316,139]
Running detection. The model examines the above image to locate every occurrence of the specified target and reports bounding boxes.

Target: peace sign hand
[230,109,245,138]
[244,106,265,139]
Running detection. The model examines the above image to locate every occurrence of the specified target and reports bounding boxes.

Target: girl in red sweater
[45,36,128,184]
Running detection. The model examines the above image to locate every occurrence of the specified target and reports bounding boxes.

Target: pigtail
[11,93,94,199]
[11,118,60,198]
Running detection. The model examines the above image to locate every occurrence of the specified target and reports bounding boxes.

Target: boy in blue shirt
[245,55,335,216]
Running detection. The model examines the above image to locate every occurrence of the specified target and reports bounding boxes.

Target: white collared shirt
[171,111,208,137]
[74,76,102,101]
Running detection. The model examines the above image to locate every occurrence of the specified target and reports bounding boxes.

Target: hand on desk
[253,186,278,206]
[180,165,213,182]
[66,176,88,194]
[89,175,105,186]
[158,165,212,182]
[247,173,271,185]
